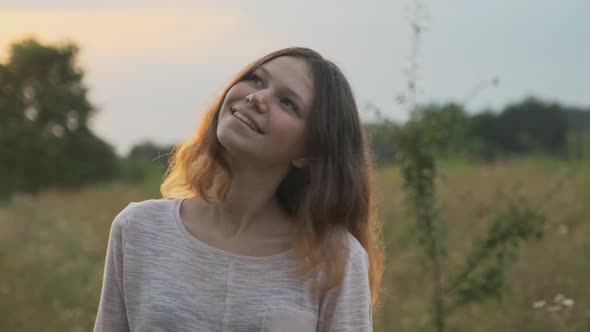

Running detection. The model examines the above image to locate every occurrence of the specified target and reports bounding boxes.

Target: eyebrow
[256,66,308,110]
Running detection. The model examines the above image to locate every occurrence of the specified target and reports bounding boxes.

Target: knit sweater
[93,198,372,331]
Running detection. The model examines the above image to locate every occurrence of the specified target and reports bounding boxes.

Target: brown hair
[160,47,383,305]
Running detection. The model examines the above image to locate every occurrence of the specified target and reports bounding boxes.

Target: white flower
[532,300,546,309]
[547,305,561,312]
[563,299,574,308]
[554,293,565,303]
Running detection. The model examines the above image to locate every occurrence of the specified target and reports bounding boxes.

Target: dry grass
[0,183,150,331]
[0,158,588,331]
[374,158,590,331]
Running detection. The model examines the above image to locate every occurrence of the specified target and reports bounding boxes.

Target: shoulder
[113,198,179,232]
[122,198,177,219]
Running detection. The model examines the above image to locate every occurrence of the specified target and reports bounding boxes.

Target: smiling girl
[93,47,383,332]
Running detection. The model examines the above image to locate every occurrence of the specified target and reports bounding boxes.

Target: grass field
[1,158,588,331]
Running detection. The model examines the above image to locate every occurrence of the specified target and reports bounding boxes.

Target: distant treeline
[124,96,590,170]
[1,37,589,199]
[367,98,590,164]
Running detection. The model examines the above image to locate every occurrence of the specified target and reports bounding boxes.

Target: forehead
[257,56,314,111]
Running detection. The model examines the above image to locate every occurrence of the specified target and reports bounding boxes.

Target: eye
[245,73,263,88]
[280,97,297,112]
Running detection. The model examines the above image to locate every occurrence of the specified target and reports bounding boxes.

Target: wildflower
[546,305,561,312]
[554,293,565,303]
[562,299,574,308]
[532,300,545,309]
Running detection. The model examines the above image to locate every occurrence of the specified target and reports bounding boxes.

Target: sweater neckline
[173,197,295,262]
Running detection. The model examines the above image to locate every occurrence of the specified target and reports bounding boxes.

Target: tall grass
[374,157,590,331]
[0,183,151,331]
[0,158,588,331]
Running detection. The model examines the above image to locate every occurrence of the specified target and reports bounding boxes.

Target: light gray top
[93,198,372,332]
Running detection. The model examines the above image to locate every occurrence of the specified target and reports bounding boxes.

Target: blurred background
[0,0,588,331]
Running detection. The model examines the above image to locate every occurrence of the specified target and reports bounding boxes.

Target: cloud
[0,9,241,63]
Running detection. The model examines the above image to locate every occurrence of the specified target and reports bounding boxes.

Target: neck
[209,158,292,237]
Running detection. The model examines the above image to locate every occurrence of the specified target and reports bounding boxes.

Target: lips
[230,106,264,134]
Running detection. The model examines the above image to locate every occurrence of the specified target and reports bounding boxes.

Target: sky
[1,0,588,156]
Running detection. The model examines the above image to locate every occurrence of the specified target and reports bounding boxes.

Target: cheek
[270,116,308,150]
[219,83,249,118]
[225,82,251,101]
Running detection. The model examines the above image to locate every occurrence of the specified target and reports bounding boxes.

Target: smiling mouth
[230,107,264,134]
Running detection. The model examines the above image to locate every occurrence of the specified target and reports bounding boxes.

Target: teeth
[233,110,262,133]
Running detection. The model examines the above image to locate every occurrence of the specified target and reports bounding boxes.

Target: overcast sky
[1,0,588,156]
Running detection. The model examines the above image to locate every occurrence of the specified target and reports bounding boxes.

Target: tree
[498,97,568,155]
[417,102,475,157]
[120,141,174,182]
[0,38,118,198]
[563,106,590,159]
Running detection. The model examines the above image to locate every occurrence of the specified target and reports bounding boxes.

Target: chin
[217,125,253,159]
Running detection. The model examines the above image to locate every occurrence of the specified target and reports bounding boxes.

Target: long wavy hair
[160,47,383,305]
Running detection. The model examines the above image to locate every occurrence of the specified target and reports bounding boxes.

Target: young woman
[94,47,383,332]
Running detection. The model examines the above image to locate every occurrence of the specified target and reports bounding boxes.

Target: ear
[291,156,307,168]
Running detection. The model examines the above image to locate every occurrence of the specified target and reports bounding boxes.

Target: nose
[245,89,270,113]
